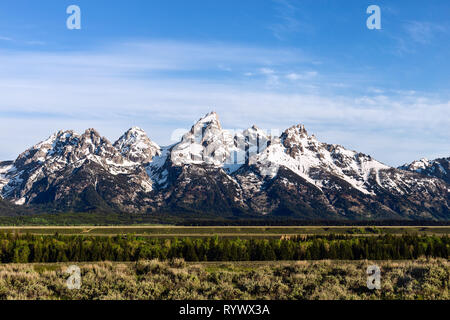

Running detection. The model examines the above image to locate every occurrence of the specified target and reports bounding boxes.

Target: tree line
[0,233,448,263]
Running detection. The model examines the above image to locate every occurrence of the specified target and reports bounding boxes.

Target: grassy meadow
[0,225,449,238]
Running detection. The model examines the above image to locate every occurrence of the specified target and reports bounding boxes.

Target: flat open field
[0,259,447,300]
[0,225,448,238]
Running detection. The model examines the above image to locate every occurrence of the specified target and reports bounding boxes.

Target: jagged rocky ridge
[0,128,154,212]
[0,112,449,220]
[399,158,450,184]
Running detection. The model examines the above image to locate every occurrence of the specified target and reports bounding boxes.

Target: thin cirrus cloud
[0,40,311,79]
[389,21,450,55]
[269,0,313,40]
[403,21,449,45]
[0,40,448,166]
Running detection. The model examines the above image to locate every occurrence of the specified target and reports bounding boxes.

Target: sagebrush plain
[0,259,447,300]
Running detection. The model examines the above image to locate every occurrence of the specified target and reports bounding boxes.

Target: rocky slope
[0,112,448,220]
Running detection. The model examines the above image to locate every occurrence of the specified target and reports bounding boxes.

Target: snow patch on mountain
[146,146,172,188]
[400,158,431,173]
[399,157,450,185]
[0,162,15,197]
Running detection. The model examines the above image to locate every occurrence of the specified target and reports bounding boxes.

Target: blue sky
[0,0,449,166]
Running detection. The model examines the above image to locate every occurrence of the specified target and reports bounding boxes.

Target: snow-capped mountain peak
[1,128,144,204]
[169,112,276,168]
[168,114,393,197]
[195,111,221,127]
[170,111,234,166]
[252,123,390,195]
[114,127,161,163]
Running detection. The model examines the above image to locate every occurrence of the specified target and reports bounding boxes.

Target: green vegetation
[0,225,448,239]
[0,259,447,300]
[0,233,448,263]
[0,227,447,300]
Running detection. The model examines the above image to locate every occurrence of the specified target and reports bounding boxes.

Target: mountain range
[0,112,449,220]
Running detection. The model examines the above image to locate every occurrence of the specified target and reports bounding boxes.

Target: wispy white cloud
[286,71,318,81]
[259,68,276,75]
[0,36,47,46]
[258,68,319,87]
